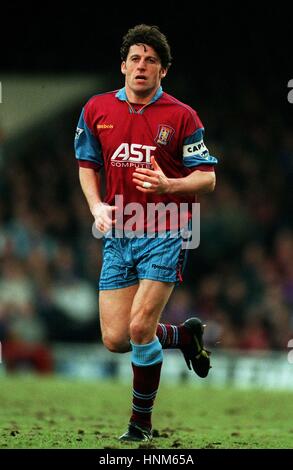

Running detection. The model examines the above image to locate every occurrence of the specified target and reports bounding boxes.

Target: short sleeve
[74,108,104,171]
[182,127,218,169]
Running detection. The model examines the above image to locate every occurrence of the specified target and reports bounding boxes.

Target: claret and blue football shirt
[75,86,217,231]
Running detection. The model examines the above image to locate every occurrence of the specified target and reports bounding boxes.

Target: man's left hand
[132,156,170,194]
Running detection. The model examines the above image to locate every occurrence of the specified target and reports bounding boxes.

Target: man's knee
[130,314,155,344]
[102,334,130,353]
[130,322,145,343]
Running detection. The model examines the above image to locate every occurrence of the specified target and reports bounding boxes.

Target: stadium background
[0,6,293,387]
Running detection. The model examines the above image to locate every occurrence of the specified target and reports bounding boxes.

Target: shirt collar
[115,86,163,104]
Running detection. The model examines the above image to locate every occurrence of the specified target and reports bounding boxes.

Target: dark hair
[120,24,172,69]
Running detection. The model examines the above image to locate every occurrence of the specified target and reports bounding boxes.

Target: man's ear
[160,67,168,79]
[121,62,126,75]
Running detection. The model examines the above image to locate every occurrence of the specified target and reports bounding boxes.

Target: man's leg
[99,284,138,353]
[157,321,192,349]
[119,279,174,441]
[126,231,211,378]
[156,318,211,378]
[99,283,210,378]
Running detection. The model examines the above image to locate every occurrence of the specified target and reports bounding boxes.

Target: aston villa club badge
[155,124,175,145]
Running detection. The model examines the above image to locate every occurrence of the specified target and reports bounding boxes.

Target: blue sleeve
[74,109,104,168]
[183,128,218,168]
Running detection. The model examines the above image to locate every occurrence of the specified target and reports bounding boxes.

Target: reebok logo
[97,124,114,129]
[152,263,173,272]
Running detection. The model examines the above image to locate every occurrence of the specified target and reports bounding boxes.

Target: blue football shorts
[99,231,190,290]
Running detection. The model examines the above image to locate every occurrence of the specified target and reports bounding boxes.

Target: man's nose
[137,59,146,69]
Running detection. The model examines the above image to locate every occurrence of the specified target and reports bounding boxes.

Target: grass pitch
[0,375,292,449]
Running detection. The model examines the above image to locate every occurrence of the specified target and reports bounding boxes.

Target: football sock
[156,323,191,349]
[130,337,163,430]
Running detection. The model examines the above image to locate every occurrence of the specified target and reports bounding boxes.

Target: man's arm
[79,167,116,232]
[79,167,103,212]
[167,168,215,195]
[132,156,216,196]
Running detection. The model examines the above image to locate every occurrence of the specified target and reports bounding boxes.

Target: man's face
[121,44,167,98]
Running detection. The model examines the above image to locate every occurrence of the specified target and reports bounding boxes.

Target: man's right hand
[91,202,117,233]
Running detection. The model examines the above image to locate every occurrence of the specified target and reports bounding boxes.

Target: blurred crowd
[0,80,292,373]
